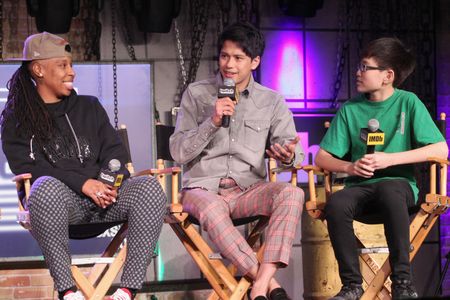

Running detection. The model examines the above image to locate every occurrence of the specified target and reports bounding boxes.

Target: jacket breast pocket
[244,120,270,151]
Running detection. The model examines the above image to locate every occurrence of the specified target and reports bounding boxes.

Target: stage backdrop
[0,62,154,259]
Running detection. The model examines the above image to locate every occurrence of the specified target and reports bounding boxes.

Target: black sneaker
[392,279,418,299]
[269,287,290,300]
[329,284,363,300]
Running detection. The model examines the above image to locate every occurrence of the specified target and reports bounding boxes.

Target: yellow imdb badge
[367,132,385,145]
[114,174,124,187]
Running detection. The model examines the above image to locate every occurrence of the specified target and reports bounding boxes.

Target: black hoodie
[1,91,130,195]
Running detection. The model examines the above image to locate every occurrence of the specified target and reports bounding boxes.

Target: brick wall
[0,268,212,299]
[0,269,56,300]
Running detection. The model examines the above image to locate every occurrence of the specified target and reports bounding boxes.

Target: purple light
[261,31,304,99]
[437,97,450,294]
[277,42,304,98]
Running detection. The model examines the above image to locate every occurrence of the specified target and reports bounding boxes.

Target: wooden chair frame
[152,123,299,300]
[15,175,130,300]
[301,156,449,300]
[12,125,151,300]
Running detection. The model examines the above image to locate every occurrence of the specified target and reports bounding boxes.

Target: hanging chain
[367,0,383,40]
[7,0,19,56]
[236,0,249,22]
[174,20,187,107]
[119,0,137,61]
[180,0,209,94]
[111,0,119,129]
[250,0,260,26]
[83,0,101,61]
[215,0,231,60]
[217,0,231,33]
[0,0,3,60]
[355,0,363,61]
[97,63,103,101]
[420,1,434,111]
[236,0,257,24]
[330,0,353,108]
[215,0,224,38]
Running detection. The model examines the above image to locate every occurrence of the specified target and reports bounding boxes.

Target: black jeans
[324,179,416,285]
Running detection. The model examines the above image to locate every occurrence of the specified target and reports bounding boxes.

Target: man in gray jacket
[170,22,304,300]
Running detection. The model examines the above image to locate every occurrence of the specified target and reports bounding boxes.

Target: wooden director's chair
[150,124,298,300]
[302,113,449,300]
[14,125,150,300]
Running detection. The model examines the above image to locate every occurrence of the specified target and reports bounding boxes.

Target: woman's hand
[82,179,118,209]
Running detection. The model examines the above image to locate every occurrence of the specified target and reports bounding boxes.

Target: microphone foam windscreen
[368,119,380,132]
[108,159,121,172]
[223,78,235,87]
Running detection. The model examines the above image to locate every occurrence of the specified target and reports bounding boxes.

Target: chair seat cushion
[69,221,125,239]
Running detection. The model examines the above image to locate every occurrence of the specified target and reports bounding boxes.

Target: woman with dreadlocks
[1,32,166,300]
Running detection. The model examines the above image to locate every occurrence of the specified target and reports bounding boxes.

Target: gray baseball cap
[7,31,72,61]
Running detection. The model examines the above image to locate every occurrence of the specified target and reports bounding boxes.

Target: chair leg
[359,253,391,300]
[361,257,392,300]
[208,236,267,300]
[229,277,252,300]
[72,245,127,300]
[207,263,240,300]
[171,217,269,300]
[87,223,128,285]
[71,223,128,299]
[89,244,128,300]
[72,265,95,298]
[170,222,237,300]
[435,250,450,296]
[362,210,440,300]
[357,238,391,298]
[409,212,439,259]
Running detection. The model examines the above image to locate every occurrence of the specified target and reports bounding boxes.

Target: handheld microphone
[360,119,385,154]
[218,78,236,128]
[97,159,124,188]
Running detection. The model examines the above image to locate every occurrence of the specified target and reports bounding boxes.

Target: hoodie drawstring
[29,135,35,160]
[64,113,84,164]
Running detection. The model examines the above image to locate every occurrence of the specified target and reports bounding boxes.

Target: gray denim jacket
[170,73,305,192]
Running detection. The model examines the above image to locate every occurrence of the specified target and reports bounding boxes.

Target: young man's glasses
[357,63,386,72]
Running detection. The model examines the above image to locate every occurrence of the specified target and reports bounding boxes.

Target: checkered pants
[181,179,304,273]
[28,175,166,292]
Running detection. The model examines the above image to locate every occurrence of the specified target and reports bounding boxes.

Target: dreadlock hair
[0,62,54,143]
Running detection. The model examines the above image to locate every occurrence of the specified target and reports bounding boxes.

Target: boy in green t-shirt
[316,37,448,300]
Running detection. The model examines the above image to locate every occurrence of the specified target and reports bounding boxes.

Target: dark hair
[0,62,54,142]
[361,37,415,87]
[217,21,265,59]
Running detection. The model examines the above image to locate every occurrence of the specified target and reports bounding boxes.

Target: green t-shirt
[320,89,445,201]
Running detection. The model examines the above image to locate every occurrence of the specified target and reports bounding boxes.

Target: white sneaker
[107,288,132,300]
[63,291,85,300]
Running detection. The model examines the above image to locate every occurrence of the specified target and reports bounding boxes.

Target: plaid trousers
[181,178,304,273]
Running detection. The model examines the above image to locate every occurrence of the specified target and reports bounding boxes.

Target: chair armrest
[271,165,299,174]
[301,165,330,176]
[13,173,33,182]
[426,157,449,196]
[133,167,181,177]
[133,167,182,206]
[12,173,33,213]
[299,165,330,220]
[427,157,449,165]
